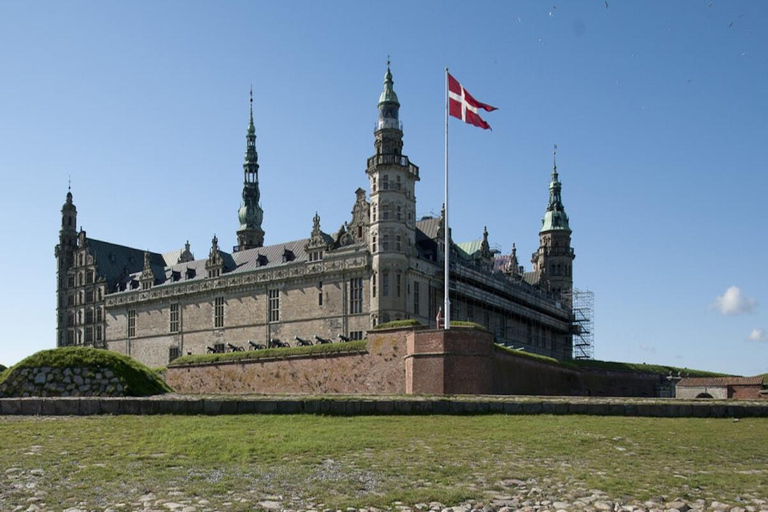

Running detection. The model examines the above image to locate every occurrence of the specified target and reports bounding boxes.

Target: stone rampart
[0,366,126,397]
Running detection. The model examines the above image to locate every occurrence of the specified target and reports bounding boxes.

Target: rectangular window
[85,308,93,324]
[86,270,94,284]
[413,280,420,315]
[396,175,401,190]
[382,174,389,190]
[382,204,389,220]
[350,277,363,314]
[318,281,323,307]
[350,330,364,340]
[396,235,401,251]
[85,289,94,303]
[372,236,377,252]
[95,325,102,342]
[383,272,389,297]
[382,233,389,251]
[96,307,102,323]
[396,205,402,220]
[396,272,401,297]
[214,297,224,328]
[68,294,74,306]
[372,274,376,298]
[85,326,93,343]
[128,309,136,338]
[169,346,181,363]
[170,303,180,333]
[67,275,75,288]
[268,289,280,322]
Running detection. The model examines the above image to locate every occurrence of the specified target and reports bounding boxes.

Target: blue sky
[0,1,765,375]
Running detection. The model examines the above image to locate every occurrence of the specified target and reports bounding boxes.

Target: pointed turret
[237,88,265,251]
[532,145,575,305]
[540,145,571,233]
[377,63,400,131]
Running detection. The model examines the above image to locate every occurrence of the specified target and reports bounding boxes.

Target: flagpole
[444,67,451,330]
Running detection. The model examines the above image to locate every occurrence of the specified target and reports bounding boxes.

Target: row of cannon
[206,334,355,354]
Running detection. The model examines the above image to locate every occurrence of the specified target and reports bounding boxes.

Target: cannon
[269,338,290,348]
[206,346,216,353]
[295,336,313,346]
[249,341,267,350]
[314,335,332,344]
[337,334,351,342]
[227,343,245,352]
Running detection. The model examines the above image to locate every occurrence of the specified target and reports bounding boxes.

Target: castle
[55,66,576,369]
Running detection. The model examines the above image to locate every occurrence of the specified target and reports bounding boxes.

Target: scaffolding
[565,288,594,360]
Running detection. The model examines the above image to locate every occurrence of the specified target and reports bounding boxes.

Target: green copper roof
[540,159,571,233]
[378,67,399,106]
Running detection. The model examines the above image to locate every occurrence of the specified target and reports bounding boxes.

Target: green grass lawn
[1,415,766,510]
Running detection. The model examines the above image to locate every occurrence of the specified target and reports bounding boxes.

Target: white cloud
[713,286,757,316]
[747,328,768,342]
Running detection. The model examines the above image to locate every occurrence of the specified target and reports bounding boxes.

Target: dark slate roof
[86,239,168,291]
[677,376,764,387]
[112,236,354,293]
[522,270,542,286]
[416,217,441,240]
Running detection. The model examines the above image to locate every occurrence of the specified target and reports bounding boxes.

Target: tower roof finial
[553,143,558,173]
[248,86,255,134]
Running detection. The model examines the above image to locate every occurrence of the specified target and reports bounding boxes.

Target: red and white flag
[448,73,497,130]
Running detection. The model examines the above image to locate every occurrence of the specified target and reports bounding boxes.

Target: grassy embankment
[0,415,765,510]
[0,347,171,396]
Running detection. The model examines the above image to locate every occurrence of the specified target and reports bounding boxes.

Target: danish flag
[448,73,497,130]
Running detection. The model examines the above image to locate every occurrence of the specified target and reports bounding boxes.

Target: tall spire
[377,60,400,131]
[541,144,570,232]
[237,89,265,250]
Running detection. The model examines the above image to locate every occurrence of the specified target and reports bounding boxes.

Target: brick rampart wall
[166,328,410,395]
[166,326,674,398]
[493,348,661,397]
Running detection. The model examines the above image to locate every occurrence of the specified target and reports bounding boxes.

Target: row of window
[64,287,103,307]
[67,270,96,288]
[372,174,404,192]
[65,325,103,345]
[126,281,370,337]
[371,232,410,252]
[66,307,104,327]
[372,203,412,223]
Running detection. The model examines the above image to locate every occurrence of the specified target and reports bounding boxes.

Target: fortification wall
[167,326,665,397]
[166,328,409,395]
[492,349,661,397]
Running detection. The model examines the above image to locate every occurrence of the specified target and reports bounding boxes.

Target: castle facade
[55,67,576,368]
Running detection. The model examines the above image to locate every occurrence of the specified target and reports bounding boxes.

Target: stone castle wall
[167,327,667,398]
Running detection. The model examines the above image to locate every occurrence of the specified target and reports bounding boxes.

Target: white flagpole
[444,67,451,330]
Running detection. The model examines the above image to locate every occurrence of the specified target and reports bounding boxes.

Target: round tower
[366,64,420,325]
[531,146,575,306]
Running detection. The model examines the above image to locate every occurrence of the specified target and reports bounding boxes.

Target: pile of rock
[0,366,126,397]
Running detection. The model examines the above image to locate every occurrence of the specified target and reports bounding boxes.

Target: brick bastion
[165,326,665,397]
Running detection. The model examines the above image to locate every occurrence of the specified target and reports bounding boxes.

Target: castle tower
[366,63,420,325]
[532,146,575,305]
[55,188,78,346]
[236,88,265,251]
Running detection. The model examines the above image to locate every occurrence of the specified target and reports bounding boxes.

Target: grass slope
[0,347,171,396]
[169,340,367,366]
[0,415,765,510]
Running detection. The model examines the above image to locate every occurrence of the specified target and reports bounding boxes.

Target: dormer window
[185,268,196,280]
[257,254,268,266]
[282,249,295,262]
